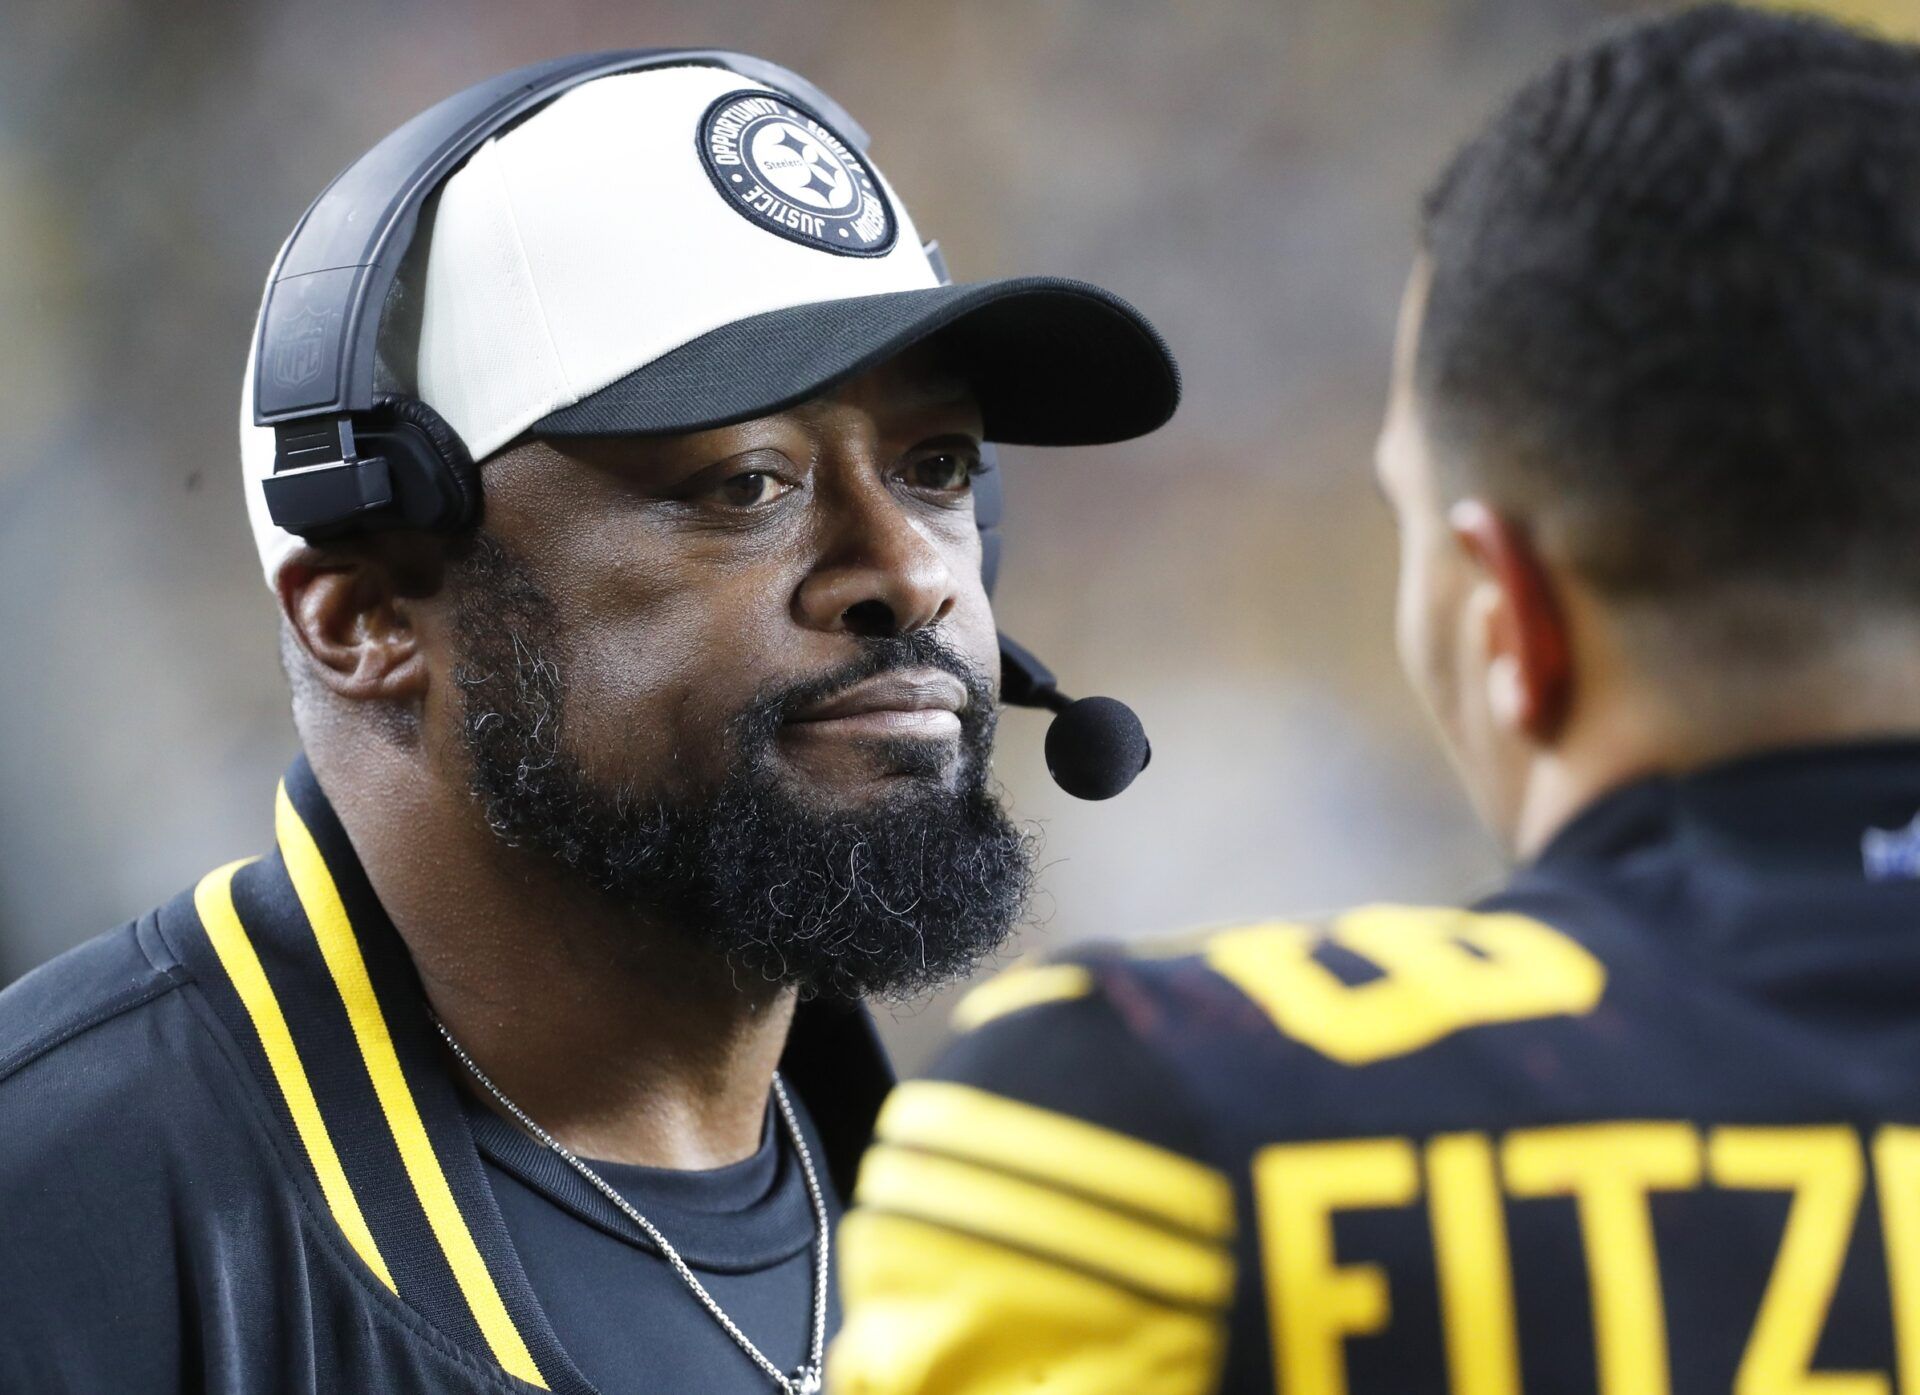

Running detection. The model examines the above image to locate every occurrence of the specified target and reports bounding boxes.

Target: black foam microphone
[1041,693,1152,800]
[998,634,1152,801]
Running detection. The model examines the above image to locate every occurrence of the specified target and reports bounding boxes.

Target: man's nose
[794,482,959,638]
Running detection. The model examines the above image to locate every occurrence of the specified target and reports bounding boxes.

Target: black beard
[447,534,1035,1000]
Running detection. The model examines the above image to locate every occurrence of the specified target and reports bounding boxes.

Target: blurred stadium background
[0,0,1905,1071]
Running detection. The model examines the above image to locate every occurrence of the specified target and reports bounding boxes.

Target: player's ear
[1448,499,1571,743]
[276,544,431,705]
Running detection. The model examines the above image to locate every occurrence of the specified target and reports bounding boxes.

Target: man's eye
[904,453,977,492]
[718,472,792,507]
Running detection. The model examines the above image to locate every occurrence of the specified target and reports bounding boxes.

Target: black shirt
[0,754,892,1394]
[469,1092,842,1394]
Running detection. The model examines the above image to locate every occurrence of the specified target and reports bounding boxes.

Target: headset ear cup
[371,393,482,533]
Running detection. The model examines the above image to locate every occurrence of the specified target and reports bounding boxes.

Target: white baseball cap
[242,60,1179,581]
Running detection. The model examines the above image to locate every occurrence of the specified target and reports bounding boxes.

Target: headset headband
[253,49,866,426]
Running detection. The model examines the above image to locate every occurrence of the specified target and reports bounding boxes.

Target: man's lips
[784,669,969,738]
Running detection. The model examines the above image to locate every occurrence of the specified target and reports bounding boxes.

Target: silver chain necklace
[431,1014,829,1395]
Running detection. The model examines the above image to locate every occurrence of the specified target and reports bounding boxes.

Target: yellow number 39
[1205,905,1607,1066]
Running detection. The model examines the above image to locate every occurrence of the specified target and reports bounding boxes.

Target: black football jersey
[830,743,1920,1395]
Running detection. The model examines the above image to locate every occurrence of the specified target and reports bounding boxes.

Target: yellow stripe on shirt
[948,963,1094,1032]
[855,1141,1234,1309]
[831,1209,1228,1395]
[876,1079,1235,1242]
[275,785,547,1390]
[193,859,398,1295]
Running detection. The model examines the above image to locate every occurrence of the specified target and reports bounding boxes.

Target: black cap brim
[530,276,1180,447]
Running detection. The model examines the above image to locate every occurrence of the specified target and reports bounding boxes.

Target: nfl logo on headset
[268,301,334,391]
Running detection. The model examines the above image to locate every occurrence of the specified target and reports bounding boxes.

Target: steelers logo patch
[698,90,897,257]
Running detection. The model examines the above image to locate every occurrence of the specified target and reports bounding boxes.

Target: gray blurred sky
[1,0,1895,1067]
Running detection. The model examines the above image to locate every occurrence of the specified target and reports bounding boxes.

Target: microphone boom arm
[997,633,1071,714]
[997,631,1151,799]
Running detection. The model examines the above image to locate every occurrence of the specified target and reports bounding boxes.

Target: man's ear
[277,551,430,705]
[1448,499,1572,742]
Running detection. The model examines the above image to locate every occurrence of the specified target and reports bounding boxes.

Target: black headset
[252,48,1147,796]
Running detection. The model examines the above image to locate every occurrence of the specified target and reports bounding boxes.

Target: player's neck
[314,742,796,1172]
[1511,642,1920,861]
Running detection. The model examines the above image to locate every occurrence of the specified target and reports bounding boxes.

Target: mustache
[740,630,997,735]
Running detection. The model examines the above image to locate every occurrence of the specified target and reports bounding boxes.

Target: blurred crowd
[1,0,1904,1068]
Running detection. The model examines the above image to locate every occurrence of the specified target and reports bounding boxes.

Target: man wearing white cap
[0,52,1177,1395]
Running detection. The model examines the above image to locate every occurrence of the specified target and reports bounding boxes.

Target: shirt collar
[1531,739,1920,877]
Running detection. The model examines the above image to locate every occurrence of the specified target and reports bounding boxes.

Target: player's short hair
[1418,4,1920,615]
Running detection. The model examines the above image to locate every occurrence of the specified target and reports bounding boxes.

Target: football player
[830,7,1920,1392]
